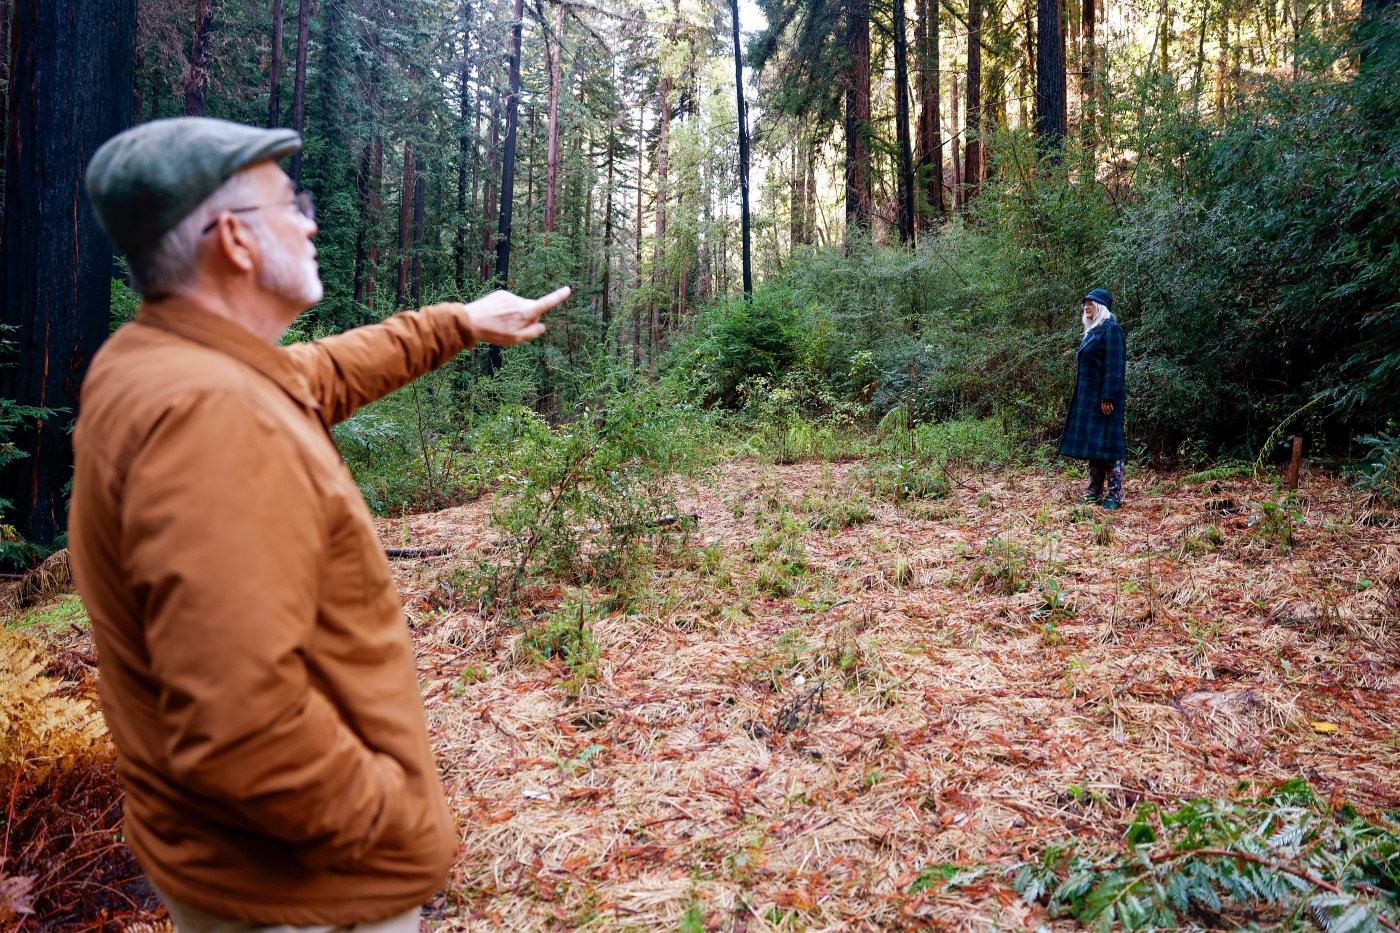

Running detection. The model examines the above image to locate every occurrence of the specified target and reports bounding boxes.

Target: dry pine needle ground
[383,463,1400,932]
[5,462,1397,931]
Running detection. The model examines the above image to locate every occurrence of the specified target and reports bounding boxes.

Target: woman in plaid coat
[1059,288,1127,508]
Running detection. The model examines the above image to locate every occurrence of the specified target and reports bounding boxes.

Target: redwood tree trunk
[186,0,213,116]
[730,0,753,295]
[481,93,499,283]
[456,6,473,292]
[411,147,426,306]
[601,128,615,337]
[915,0,944,223]
[269,0,284,127]
[963,0,983,205]
[893,0,916,243]
[1083,0,1096,135]
[396,138,415,307]
[844,0,872,233]
[543,4,563,237]
[491,0,526,371]
[652,70,673,357]
[634,102,644,369]
[1,0,136,546]
[1036,0,1067,151]
[288,0,310,185]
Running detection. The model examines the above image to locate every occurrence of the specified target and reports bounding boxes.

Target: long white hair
[1082,300,1113,336]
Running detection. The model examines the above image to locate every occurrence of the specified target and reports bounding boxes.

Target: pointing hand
[462,286,571,346]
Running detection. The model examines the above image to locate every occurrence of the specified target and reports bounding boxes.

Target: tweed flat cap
[85,117,301,256]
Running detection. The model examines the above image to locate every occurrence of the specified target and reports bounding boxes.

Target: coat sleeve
[281,303,476,427]
[1100,323,1127,408]
[122,390,414,870]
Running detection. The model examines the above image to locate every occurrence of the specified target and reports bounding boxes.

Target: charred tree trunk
[491,0,526,372]
[1,0,136,545]
[186,0,214,116]
[893,0,916,243]
[730,0,753,295]
[963,0,983,205]
[915,0,944,224]
[288,0,311,185]
[1036,0,1067,152]
[543,4,563,238]
[269,0,285,127]
[844,0,872,233]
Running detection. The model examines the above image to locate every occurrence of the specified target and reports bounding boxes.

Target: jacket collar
[135,296,321,414]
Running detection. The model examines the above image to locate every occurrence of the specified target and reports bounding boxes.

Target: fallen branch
[384,546,449,559]
[1164,847,1400,933]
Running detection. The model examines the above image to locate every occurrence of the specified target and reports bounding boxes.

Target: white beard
[257,229,324,308]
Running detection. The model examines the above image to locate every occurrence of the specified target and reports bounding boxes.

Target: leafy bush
[1014,779,1400,932]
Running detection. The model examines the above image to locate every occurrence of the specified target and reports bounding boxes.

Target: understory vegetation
[323,22,1400,534]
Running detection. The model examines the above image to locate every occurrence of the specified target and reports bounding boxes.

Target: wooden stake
[1284,434,1304,490]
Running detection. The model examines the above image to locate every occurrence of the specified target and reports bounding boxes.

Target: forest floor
[6,461,1399,931]
[381,462,1400,931]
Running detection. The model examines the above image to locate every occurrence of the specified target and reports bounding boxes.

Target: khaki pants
[156,886,422,933]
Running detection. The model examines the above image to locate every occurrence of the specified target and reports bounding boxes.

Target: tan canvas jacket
[68,297,475,925]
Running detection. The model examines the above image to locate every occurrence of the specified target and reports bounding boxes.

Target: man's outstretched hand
[464,286,571,346]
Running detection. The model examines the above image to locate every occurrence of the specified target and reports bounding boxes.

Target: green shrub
[477,375,712,612]
[1354,431,1400,505]
[1014,779,1400,932]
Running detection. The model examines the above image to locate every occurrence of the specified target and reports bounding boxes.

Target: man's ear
[210,215,258,274]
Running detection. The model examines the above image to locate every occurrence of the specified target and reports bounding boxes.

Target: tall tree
[730,0,753,295]
[601,123,615,335]
[186,0,214,115]
[1,0,137,545]
[396,138,416,307]
[544,3,564,237]
[844,0,872,232]
[492,0,527,371]
[411,146,426,306]
[1082,0,1095,133]
[963,0,983,204]
[893,0,916,243]
[1036,0,1066,150]
[288,0,311,185]
[914,0,944,223]
[456,6,474,292]
[269,0,285,127]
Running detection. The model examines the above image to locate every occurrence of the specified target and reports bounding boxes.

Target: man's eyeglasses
[201,191,315,235]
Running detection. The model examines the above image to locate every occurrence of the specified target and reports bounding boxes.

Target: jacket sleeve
[1100,323,1127,408]
[281,303,476,427]
[122,390,413,869]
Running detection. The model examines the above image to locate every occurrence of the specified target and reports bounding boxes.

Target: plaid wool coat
[1059,317,1127,460]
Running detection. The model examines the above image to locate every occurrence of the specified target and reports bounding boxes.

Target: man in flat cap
[68,118,569,932]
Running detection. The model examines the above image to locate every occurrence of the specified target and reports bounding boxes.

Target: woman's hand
[1100,401,1115,416]
[464,286,571,345]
